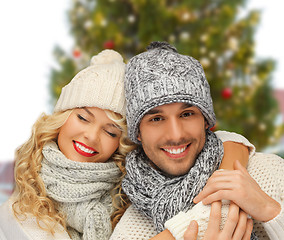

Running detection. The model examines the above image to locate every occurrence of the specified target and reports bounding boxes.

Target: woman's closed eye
[77,114,88,122]
[105,130,118,138]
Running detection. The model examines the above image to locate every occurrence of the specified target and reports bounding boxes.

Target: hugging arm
[109,131,256,239]
[194,160,281,222]
[151,131,254,240]
[194,154,284,239]
[215,130,255,170]
[151,201,253,240]
[184,202,253,240]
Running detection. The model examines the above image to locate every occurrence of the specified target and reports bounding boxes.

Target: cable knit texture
[111,153,284,240]
[110,131,284,240]
[54,49,126,115]
[122,130,224,232]
[40,141,121,240]
[165,152,284,240]
[125,41,216,143]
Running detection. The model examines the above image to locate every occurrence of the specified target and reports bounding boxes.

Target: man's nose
[165,118,184,142]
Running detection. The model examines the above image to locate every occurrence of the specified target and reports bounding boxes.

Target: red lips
[73,141,98,157]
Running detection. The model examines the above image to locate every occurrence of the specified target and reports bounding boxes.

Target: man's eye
[150,117,163,122]
[181,112,193,118]
[77,114,88,122]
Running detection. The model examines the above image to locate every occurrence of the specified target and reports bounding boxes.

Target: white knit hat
[54,49,126,115]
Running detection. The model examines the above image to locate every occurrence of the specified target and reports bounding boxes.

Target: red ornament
[73,49,81,58]
[221,87,232,99]
[103,40,115,49]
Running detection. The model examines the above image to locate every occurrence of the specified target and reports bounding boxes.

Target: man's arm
[151,201,253,240]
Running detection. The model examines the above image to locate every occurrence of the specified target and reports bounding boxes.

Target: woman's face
[57,107,122,163]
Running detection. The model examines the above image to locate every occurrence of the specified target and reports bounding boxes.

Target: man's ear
[137,132,141,142]
[204,120,209,130]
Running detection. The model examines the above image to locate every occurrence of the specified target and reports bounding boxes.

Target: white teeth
[163,146,187,154]
[75,142,95,154]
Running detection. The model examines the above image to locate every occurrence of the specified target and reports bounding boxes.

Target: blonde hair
[104,110,137,229]
[12,108,136,234]
[13,110,72,234]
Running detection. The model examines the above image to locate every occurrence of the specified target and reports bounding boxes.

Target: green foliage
[49,47,77,104]
[49,0,283,150]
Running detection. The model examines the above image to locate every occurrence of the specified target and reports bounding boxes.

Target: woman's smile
[72,140,98,157]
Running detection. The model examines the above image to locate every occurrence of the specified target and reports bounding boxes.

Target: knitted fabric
[54,49,126,115]
[122,130,223,232]
[125,41,216,143]
[110,132,282,240]
[165,201,258,240]
[40,142,121,240]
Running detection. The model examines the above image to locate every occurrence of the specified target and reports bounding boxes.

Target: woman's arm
[220,141,249,169]
[150,229,173,240]
[215,130,254,170]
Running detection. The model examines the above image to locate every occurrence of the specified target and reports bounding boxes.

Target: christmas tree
[50,0,283,150]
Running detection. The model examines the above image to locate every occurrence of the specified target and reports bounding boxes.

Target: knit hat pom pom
[146,41,177,53]
[90,49,123,66]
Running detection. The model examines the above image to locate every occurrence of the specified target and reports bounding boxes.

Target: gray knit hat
[125,41,216,143]
[54,49,126,115]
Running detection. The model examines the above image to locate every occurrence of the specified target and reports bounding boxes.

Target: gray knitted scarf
[122,130,223,232]
[122,131,258,240]
[40,141,121,240]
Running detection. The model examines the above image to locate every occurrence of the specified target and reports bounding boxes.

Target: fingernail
[189,220,198,228]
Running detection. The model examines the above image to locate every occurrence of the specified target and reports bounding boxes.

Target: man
[110,42,284,239]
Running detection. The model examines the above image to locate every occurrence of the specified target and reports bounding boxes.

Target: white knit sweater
[110,131,284,240]
[0,195,71,240]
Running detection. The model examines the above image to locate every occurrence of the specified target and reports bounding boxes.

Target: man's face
[138,102,208,176]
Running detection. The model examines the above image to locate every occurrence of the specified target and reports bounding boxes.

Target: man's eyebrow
[145,103,193,115]
[145,103,192,115]
[181,103,193,109]
[144,108,162,115]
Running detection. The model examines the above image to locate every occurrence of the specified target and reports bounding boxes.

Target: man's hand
[184,201,253,240]
[193,160,281,222]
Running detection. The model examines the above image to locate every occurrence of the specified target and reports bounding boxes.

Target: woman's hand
[193,160,281,222]
[184,201,253,240]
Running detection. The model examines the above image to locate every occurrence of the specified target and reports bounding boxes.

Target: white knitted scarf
[40,141,121,240]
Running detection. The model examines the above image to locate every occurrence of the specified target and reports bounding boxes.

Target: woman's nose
[84,126,100,143]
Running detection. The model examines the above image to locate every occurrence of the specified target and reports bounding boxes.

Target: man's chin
[159,166,191,178]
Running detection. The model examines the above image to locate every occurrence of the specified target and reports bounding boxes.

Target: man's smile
[161,144,191,159]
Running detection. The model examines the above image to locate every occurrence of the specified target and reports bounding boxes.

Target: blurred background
[0,0,284,203]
